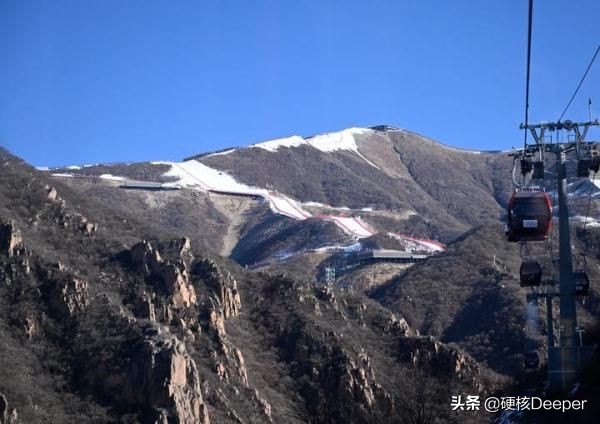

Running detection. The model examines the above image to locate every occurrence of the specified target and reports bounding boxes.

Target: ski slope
[320,215,374,239]
[155,160,376,238]
[387,232,445,253]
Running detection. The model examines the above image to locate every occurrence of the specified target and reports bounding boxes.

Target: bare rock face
[174,237,192,259]
[23,317,38,339]
[80,219,98,235]
[0,220,24,258]
[328,348,389,414]
[252,389,272,422]
[0,393,18,424]
[157,264,196,308]
[130,241,163,275]
[384,313,412,336]
[279,323,393,421]
[46,185,58,201]
[130,241,197,309]
[209,308,226,337]
[48,276,89,318]
[131,332,210,424]
[232,347,248,387]
[398,336,480,385]
[193,258,241,318]
[134,293,157,322]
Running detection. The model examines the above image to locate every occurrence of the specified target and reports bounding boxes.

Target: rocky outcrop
[47,276,89,318]
[249,389,272,422]
[79,218,98,235]
[318,345,393,420]
[46,185,58,202]
[0,257,30,286]
[278,322,394,421]
[189,259,249,392]
[0,394,18,424]
[129,241,197,309]
[0,220,24,258]
[129,331,210,424]
[131,240,163,275]
[23,317,38,339]
[384,312,412,336]
[159,263,196,309]
[397,336,480,385]
[134,292,157,322]
[193,258,241,318]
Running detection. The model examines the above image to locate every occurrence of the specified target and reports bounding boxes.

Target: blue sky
[1,0,599,167]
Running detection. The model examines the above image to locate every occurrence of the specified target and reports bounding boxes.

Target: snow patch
[252,135,304,152]
[268,192,312,220]
[313,242,363,253]
[301,201,354,211]
[438,144,482,154]
[387,233,445,253]
[66,165,82,170]
[155,160,258,193]
[157,159,378,236]
[51,173,74,178]
[322,215,374,239]
[205,148,237,157]
[308,128,379,168]
[571,215,600,227]
[99,174,126,181]
[35,166,50,171]
[155,160,310,220]
[252,128,380,169]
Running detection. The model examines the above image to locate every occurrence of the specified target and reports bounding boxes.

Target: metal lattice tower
[518,119,599,392]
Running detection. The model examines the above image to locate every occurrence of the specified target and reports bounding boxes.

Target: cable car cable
[558,44,600,122]
[523,0,534,150]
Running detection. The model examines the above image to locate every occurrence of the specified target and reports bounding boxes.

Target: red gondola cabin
[506,191,552,242]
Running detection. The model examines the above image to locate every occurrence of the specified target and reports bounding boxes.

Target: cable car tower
[508,0,600,393]
[512,119,599,392]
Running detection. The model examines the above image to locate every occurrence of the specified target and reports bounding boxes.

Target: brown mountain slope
[1,148,498,423]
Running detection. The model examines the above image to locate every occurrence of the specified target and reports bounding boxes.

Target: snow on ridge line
[251,135,304,152]
[251,127,380,169]
[205,148,237,157]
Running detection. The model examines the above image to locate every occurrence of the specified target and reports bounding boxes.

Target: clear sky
[1,0,599,167]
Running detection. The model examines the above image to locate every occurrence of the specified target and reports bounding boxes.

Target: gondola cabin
[506,191,552,242]
[573,272,590,296]
[524,350,540,369]
[520,260,542,287]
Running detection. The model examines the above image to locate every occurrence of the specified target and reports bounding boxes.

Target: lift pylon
[515,119,599,392]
